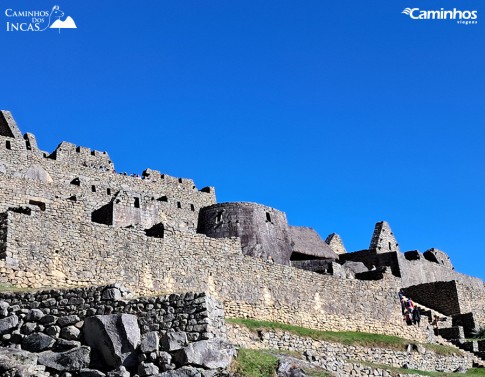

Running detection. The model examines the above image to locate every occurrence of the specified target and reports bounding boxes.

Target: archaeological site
[0,110,484,376]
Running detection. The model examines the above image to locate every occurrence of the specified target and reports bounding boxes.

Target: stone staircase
[400,294,485,367]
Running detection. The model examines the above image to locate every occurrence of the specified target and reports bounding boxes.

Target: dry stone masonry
[0,110,484,374]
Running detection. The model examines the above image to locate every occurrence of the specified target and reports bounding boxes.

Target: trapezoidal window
[266,212,272,223]
[145,223,164,239]
[91,185,96,192]
[70,178,81,186]
[107,188,111,195]
[178,178,183,183]
[5,141,11,150]
[190,204,195,212]
[25,140,31,151]
[177,201,182,209]
[216,211,223,224]
[134,197,140,208]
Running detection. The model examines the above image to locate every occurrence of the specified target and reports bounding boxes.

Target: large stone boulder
[161,331,188,352]
[38,346,90,371]
[83,314,141,368]
[0,314,19,334]
[22,332,56,352]
[0,348,50,377]
[173,339,235,369]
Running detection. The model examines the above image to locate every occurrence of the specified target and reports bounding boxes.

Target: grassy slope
[227,318,461,355]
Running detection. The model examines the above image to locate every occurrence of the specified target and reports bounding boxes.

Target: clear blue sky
[1,1,484,280]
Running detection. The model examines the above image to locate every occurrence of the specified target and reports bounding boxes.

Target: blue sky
[1,1,484,280]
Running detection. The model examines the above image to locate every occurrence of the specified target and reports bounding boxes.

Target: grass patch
[0,283,40,293]
[227,318,461,355]
[232,348,278,377]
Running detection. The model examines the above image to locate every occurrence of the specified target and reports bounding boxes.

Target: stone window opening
[216,211,223,224]
[158,196,168,202]
[29,200,46,211]
[70,178,81,186]
[177,201,182,209]
[190,204,195,212]
[144,223,164,239]
[91,185,96,192]
[178,178,183,183]
[266,212,272,223]
[91,151,96,156]
[389,242,392,250]
[134,197,140,208]
[5,141,11,150]
[25,140,31,151]
[107,188,111,195]
[76,146,81,153]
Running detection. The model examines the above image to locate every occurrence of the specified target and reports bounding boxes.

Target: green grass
[0,283,39,293]
[227,318,462,355]
[232,348,278,377]
[231,348,485,377]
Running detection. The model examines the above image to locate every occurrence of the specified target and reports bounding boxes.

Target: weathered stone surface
[26,308,44,321]
[0,314,18,334]
[277,358,307,377]
[83,314,140,368]
[173,339,235,369]
[157,366,202,377]
[161,331,188,352]
[54,339,82,352]
[80,369,107,377]
[22,332,56,352]
[423,248,454,269]
[102,287,122,301]
[141,331,160,353]
[138,361,160,376]
[21,164,53,183]
[341,261,368,277]
[106,366,130,377]
[61,325,81,340]
[0,348,38,371]
[58,315,81,327]
[38,346,90,371]
[325,233,347,255]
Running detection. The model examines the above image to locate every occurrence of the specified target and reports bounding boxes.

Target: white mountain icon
[50,16,77,29]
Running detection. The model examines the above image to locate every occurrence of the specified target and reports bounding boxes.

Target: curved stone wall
[197,202,292,264]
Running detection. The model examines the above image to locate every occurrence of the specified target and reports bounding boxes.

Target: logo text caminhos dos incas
[5,5,76,32]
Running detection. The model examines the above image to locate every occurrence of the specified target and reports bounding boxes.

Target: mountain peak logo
[401,7,478,24]
[5,4,77,32]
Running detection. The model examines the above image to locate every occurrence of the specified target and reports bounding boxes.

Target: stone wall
[227,324,471,373]
[402,281,461,316]
[0,286,226,342]
[0,130,216,233]
[0,205,430,341]
[396,253,483,289]
[456,282,485,326]
[0,285,230,375]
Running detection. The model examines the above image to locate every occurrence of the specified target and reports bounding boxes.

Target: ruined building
[0,110,484,355]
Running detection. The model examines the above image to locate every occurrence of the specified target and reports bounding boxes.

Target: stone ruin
[0,110,485,374]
